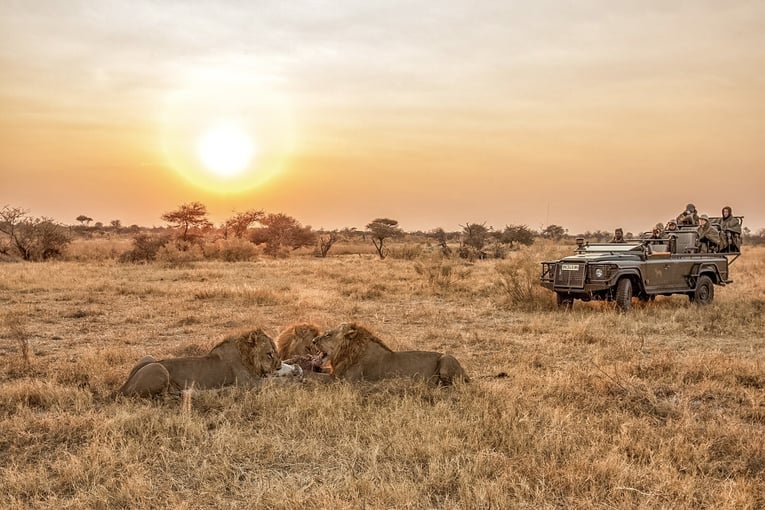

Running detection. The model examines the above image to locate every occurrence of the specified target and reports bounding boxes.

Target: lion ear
[347,325,358,339]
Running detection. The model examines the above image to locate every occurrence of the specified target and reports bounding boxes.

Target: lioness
[313,323,469,384]
[117,329,282,397]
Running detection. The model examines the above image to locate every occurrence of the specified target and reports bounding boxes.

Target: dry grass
[1,243,764,509]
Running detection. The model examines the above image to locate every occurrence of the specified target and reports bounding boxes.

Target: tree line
[4,201,763,262]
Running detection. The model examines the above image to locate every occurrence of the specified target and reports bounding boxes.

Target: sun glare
[161,66,295,193]
[197,124,255,177]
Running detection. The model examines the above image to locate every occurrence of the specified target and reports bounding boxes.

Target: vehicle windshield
[579,243,643,252]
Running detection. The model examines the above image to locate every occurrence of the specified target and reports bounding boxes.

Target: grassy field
[1,242,763,509]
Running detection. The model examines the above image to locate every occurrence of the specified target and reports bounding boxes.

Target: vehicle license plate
[561,264,579,271]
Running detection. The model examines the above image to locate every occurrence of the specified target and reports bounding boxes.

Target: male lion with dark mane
[117,329,282,397]
[275,322,321,359]
[312,323,469,384]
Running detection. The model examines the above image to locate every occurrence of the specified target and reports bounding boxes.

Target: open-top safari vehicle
[540,218,742,311]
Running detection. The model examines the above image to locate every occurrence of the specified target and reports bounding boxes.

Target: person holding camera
[676,203,699,225]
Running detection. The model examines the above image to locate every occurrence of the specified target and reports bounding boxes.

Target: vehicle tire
[556,292,574,310]
[615,278,632,311]
[690,275,714,305]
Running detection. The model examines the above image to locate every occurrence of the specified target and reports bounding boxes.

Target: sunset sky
[2,1,764,234]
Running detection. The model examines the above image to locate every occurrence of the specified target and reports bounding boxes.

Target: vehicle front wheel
[690,275,714,305]
[556,292,574,310]
[615,278,633,311]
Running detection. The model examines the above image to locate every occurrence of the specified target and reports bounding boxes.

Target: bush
[203,238,259,262]
[0,207,71,261]
[119,233,170,263]
[495,255,554,311]
[155,241,204,267]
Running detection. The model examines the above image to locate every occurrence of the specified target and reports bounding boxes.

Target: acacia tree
[76,215,93,226]
[250,213,315,257]
[500,224,535,248]
[161,202,212,242]
[366,218,402,259]
[222,209,264,239]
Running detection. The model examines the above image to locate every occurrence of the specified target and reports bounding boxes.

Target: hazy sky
[2,1,764,234]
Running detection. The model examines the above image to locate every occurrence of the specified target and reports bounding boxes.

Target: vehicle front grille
[554,263,586,288]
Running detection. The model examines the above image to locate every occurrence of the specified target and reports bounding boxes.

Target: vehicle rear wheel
[615,278,633,311]
[556,292,574,310]
[690,275,714,305]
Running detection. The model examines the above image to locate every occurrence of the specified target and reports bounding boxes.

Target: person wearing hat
[650,222,665,239]
[677,203,699,225]
[719,206,741,252]
[610,228,626,243]
[665,219,678,232]
[697,214,721,253]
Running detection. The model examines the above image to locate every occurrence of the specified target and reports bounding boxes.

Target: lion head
[218,328,281,376]
[275,323,322,359]
[313,322,392,376]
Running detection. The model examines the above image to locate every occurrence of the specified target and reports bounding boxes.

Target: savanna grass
[0,244,763,508]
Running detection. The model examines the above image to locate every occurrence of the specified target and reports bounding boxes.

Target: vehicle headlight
[594,267,605,279]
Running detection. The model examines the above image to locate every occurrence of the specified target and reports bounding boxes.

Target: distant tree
[461,222,490,251]
[366,218,402,259]
[76,215,93,226]
[161,202,212,242]
[110,219,122,231]
[250,213,315,257]
[1,206,71,261]
[541,224,567,240]
[317,231,339,257]
[431,227,452,256]
[223,209,264,239]
[499,224,535,248]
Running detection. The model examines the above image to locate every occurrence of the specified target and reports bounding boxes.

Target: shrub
[0,207,71,261]
[119,233,170,263]
[155,241,204,267]
[203,238,259,262]
[495,255,554,310]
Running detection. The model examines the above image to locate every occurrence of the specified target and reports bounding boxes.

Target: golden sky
[1,1,764,234]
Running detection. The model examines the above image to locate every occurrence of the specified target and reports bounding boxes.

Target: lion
[117,328,283,397]
[275,322,328,373]
[275,323,321,359]
[312,323,469,384]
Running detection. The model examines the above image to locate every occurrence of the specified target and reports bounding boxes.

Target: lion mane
[117,328,282,397]
[275,323,321,359]
[314,323,469,384]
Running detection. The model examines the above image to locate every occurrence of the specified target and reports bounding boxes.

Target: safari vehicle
[540,220,742,311]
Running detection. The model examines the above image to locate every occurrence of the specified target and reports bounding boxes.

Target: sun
[196,124,255,177]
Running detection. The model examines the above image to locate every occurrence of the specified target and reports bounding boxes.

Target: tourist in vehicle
[719,206,742,252]
[610,228,625,243]
[676,203,699,225]
[665,219,678,232]
[650,223,664,239]
[697,214,721,253]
